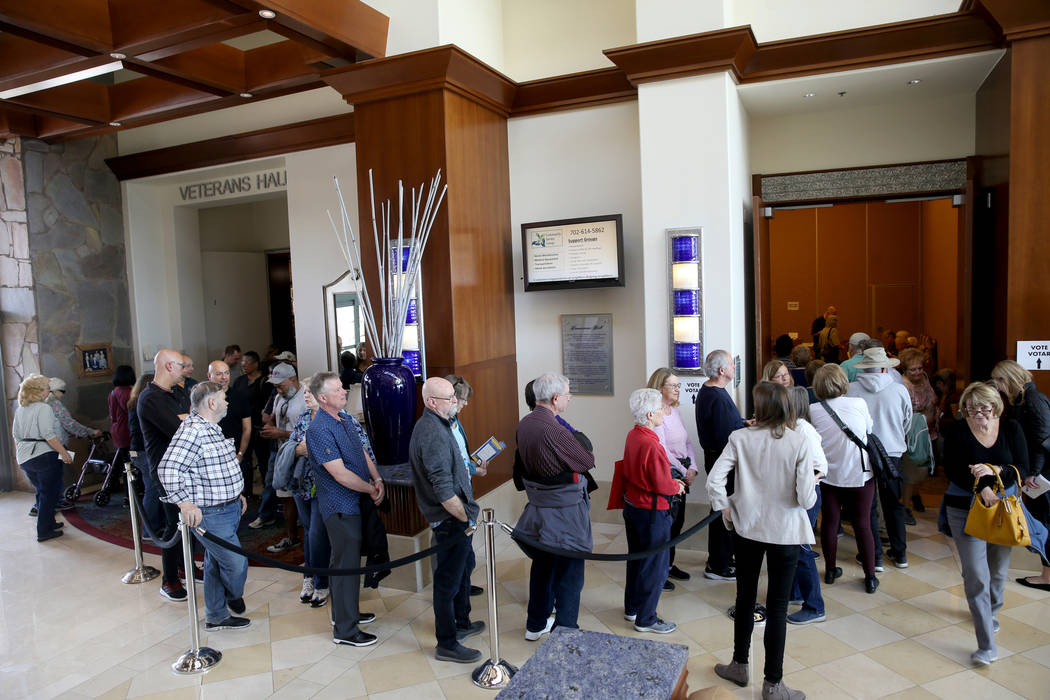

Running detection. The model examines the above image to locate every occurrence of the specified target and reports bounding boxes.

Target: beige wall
[749,93,976,174]
[198,196,290,252]
[502,0,635,81]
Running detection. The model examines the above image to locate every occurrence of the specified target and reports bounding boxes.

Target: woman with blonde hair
[647,367,699,583]
[761,359,794,387]
[991,360,1050,591]
[12,374,74,541]
[939,381,1031,664]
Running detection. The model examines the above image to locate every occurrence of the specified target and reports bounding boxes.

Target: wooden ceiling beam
[0,108,40,139]
[108,76,219,122]
[108,0,241,48]
[142,44,246,94]
[0,0,112,52]
[3,80,110,124]
[0,35,109,93]
[245,41,332,90]
[212,0,389,58]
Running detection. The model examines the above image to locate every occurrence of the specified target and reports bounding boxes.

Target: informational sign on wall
[561,313,613,395]
[1017,340,1050,371]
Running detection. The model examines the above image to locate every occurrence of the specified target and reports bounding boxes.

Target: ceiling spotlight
[109,52,126,60]
[907,79,922,85]
[239,92,253,98]
[803,92,816,98]
[109,121,122,127]
[258,9,276,19]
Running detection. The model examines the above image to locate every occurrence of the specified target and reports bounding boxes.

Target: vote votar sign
[1017,341,1050,371]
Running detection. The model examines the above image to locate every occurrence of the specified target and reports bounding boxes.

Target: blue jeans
[132,453,164,537]
[526,549,585,633]
[21,452,63,539]
[256,450,278,521]
[791,486,825,615]
[432,518,473,649]
[192,500,249,623]
[623,504,672,626]
[293,494,330,589]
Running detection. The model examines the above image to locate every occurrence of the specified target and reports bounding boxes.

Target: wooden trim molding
[978,0,1050,41]
[511,67,636,116]
[604,26,757,85]
[743,12,1001,82]
[105,112,355,180]
[322,45,517,116]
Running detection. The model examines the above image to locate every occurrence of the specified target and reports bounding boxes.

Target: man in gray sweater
[409,377,484,663]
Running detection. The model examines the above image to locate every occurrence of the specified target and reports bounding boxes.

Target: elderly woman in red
[619,388,686,635]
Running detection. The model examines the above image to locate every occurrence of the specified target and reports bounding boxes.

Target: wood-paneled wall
[768,200,959,369]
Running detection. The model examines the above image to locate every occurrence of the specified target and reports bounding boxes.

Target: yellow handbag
[964,464,1030,547]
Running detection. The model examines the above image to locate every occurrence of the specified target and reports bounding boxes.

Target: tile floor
[4,490,1050,699]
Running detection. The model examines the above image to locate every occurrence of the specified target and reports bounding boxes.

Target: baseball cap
[848,332,870,348]
[268,363,297,384]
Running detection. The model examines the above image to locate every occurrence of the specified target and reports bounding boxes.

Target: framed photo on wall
[75,342,113,378]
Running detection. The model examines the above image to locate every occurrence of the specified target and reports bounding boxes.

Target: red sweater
[622,425,680,510]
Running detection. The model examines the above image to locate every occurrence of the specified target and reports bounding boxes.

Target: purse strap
[971,463,1020,497]
[819,399,869,472]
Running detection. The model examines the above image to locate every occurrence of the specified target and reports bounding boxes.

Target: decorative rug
[62,494,304,567]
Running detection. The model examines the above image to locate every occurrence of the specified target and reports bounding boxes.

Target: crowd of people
[8,326,1050,698]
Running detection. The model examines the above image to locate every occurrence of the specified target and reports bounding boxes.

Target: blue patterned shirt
[306,409,372,520]
[290,408,374,500]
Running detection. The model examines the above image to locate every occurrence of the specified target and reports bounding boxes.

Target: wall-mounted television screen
[521,214,625,292]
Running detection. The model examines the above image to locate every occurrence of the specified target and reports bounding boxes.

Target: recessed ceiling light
[239,92,253,98]
[109,121,122,127]
[259,9,276,19]
[803,92,816,98]
[109,52,126,60]
[907,79,922,85]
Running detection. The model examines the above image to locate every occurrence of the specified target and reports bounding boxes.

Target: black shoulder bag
[819,400,901,483]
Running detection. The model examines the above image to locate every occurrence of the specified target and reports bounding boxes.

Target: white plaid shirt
[158,412,244,506]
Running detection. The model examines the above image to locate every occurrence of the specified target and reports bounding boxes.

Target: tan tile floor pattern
[4,491,1050,699]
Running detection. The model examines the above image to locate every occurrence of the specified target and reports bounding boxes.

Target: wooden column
[323,47,518,494]
[1007,35,1050,394]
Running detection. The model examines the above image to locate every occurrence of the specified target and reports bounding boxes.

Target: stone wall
[0,137,36,490]
[23,135,132,432]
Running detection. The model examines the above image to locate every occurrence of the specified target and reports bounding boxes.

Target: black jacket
[1006,382,1050,477]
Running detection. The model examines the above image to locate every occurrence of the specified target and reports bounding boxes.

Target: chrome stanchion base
[172,647,222,674]
[471,658,517,689]
[121,565,160,584]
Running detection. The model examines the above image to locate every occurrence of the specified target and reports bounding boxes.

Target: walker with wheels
[63,431,127,506]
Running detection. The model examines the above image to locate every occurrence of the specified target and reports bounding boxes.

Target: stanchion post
[171,519,222,675]
[122,462,160,584]
[472,508,517,689]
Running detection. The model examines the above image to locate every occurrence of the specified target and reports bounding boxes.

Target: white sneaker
[624,612,637,622]
[525,615,555,641]
[300,579,315,603]
[971,648,997,666]
[310,588,329,608]
[266,537,298,553]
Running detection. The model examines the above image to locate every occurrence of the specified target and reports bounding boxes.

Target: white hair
[629,388,663,426]
[190,381,224,413]
[703,350,731,379]
[533,373,569,403]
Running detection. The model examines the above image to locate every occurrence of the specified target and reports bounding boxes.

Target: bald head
[422,377,457,419]
[153,349,185,387]
[207,360,231,389]
[181,354,195,379]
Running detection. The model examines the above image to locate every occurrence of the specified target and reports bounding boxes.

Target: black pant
[732,534,798,683]
[159,500,185,583]
[668,495,686,569]
[526,550,585,633]
[21,452,63,539]
[326,512,363,640]
[871,461,907,558]
[432,518,473,649]
[704,449,735,573]
[624,504,672,626]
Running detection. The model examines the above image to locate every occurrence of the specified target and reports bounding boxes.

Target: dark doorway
[268,252,296,352]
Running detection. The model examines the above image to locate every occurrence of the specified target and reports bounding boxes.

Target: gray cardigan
[409,408,480,525]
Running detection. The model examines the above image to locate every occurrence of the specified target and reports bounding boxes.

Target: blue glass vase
[361,357,417,465]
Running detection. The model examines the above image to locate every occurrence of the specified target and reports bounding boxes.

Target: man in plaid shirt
[159,381,251,631]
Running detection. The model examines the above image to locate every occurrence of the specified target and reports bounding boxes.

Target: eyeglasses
[664,383,681,389]
[965,406,994,417]
[432,395,458,403]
